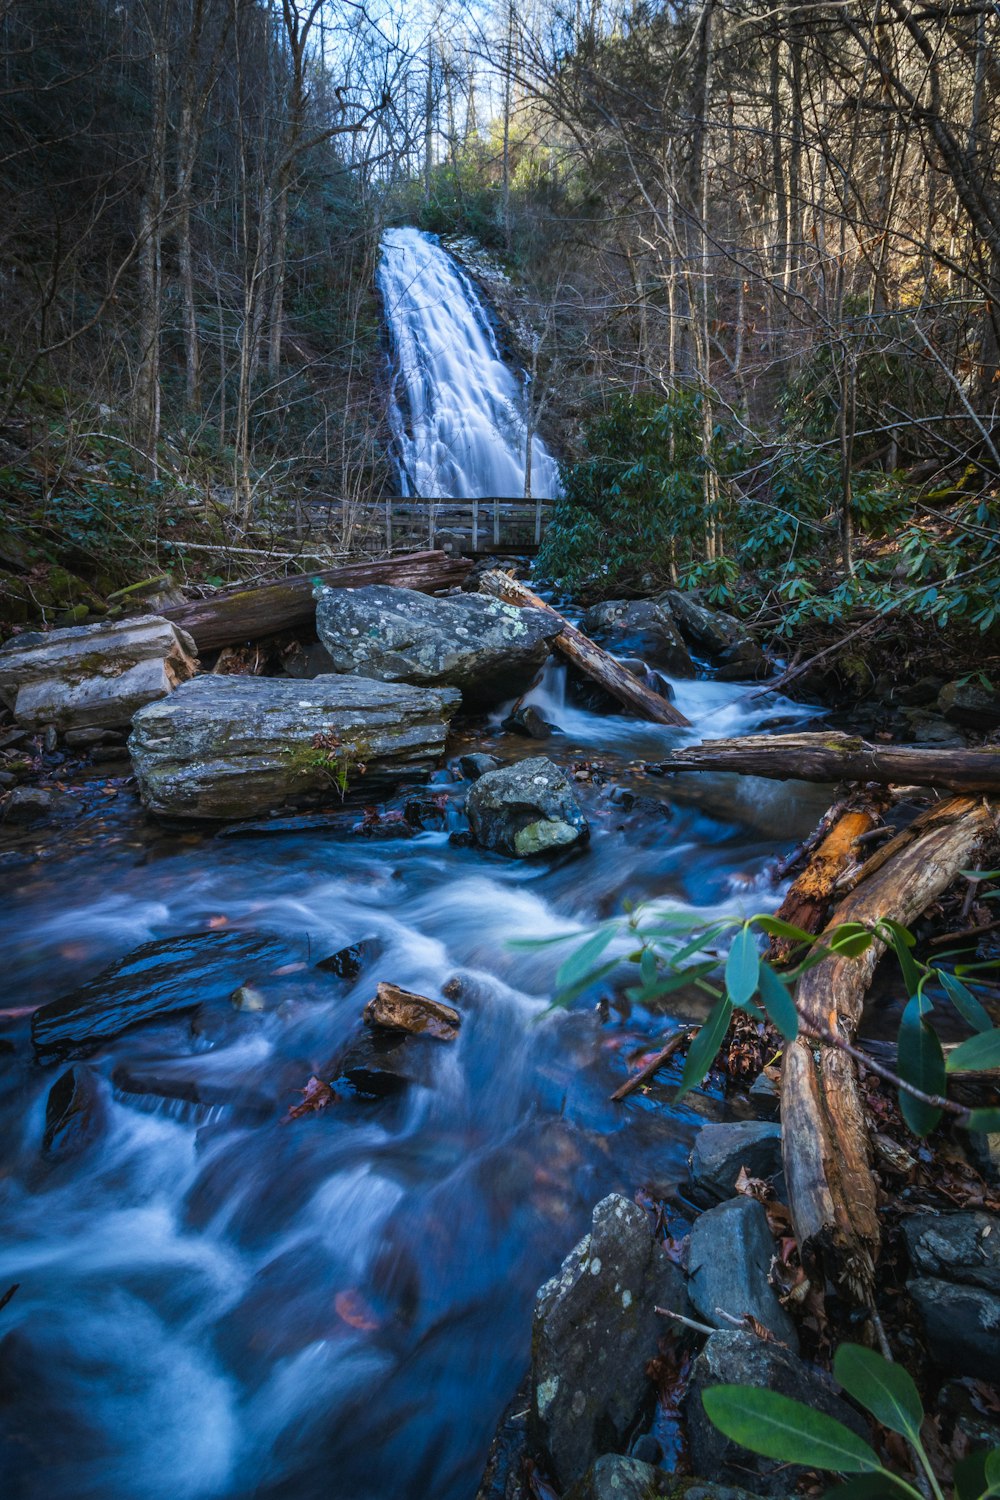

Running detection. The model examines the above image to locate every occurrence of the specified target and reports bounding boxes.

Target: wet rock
[31,930,298,1062]
[938,1378,1000,1453]
[566,1456,765,1500]
[281,640,338,679]
[458,752,502,781]
[658,591,752,658]
[128,674,460,821]
[63,727,121,747]
[686,1330,866,1496]
[0,771,15,790]
[363,981,461,1041]
[908,1277,1000,1382]
[316,939,379,980]
[530,1193,687,1490]
[939,679,1000,731]
[315,583,560,706]
[687,1196,798,1349]
[42,1064,107,1159]
[903,1211,1000,1295]
[474,1375,530,1500]
[90,746,130,764]
[230,984,267,1012]
[466,756,589,858]
[689,1122,783,1202]
[902,709,965,746]
[580,600,695,677]
[333,1029,438,1098]
[0,614,198,730]
[965,1130,1000,1184]
[2,786,56,824]
[501,704,552,739]
[713,639,770,682]
[112,1059,276,1120]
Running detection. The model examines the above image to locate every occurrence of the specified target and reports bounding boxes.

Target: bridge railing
[304,495,557,554]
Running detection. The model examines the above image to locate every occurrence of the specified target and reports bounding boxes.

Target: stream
[1,229,830,1500]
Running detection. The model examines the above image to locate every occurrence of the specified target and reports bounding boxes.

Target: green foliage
[524,877,1000,1134]
[537,389,732,591]
[704,1342,1000,1500]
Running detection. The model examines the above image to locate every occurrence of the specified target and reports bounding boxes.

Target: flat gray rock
[689,1122,783,1201]
[129,674,460,820]
[315,584,560,705]
[687,1196,798,1349]
[466,755,589,857]
[530,1193,687,1491]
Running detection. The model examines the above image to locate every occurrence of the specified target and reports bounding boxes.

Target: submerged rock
[315,939,380,980]
[128,674,460,820]
[529,1193,687,1491]
[363,982,461,1041]
[315,583,560,705]
[42,1064,107,1159]
[31,930,297,1062]
[501,704,552,739]
[581,599,695,677]
[685,1330,866,1496]
[466,756,589,858]
[333,1030,439,1099]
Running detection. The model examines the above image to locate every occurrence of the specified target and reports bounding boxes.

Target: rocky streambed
[0,575,997,1500]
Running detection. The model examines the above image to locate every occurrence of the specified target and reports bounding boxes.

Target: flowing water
[378,227,561,499]
[0,232,830,1500]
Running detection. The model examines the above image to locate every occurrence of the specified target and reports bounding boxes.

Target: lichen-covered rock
[685,1331,867,1496]
[128,674,460,820]
[530,1193,687,1491]
[580,600,695,677]
[315,583,560,705]
[466,756,589,857]
[903,1212,1000,1295]
[687,1197,798,1349]
[0,614,197,729]
[657,591,768,678]
[565,1456,766,1500]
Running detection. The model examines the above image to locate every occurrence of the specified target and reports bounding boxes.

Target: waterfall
[377,227,561,500]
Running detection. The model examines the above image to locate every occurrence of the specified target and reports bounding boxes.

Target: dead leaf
[334,1288,380,1331]
[282,1076,335,1123]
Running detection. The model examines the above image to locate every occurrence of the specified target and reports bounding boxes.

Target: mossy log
[655,731,1000,792]
[162,550,472,653]
[781,795,999,1306]
[477,571,691,728]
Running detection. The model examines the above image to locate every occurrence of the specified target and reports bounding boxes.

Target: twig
[929,916,1000,947]
[655,1306,717,1337]
[0,1283,19,1316]
[610,1026,698,1102]
[749,615,881,700]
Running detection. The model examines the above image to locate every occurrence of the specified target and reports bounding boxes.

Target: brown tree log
[781,796,998,1307]
[478,570,691,727]
[655,731,1000,792]
[163,550,472,652]
[767,790,891,964]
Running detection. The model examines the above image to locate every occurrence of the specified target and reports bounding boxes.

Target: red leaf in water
[334,1289,380,1331]
[207,915,228,928]
[282,1076,335,1123]
[272,962,307,975]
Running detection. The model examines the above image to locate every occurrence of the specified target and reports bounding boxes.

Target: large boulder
[530,1193,687,1491]
[315,583,560,705]
[466,756,589,857]
[128,674,460,820]
[689,1122,783,1202]
[938,679,1000,730]
[685,1330,867,1496]
[580,600,695,677]
[658,591,768,679]
[0,614,197,730]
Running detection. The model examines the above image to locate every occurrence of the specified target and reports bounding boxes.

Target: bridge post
[472,498,479,552]
[493,496,500,547]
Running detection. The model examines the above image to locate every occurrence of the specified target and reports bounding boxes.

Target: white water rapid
[377,227,561,499]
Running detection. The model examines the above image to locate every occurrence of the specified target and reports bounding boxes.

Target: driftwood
[655,731,1000,793]
[767,790,890,964]
[610,1026,698,1102]
[478,571,691,728]
[781,796,998,1306]
[163,549,472,652]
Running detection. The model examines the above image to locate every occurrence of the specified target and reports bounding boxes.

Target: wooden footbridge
[304,495,557,557]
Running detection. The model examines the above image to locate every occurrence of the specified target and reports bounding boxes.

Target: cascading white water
[377,227,561,500]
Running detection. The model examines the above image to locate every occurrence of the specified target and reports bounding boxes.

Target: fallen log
[478,571,691,728]
[610,1026,698,1102]
[654,731,1000,793]
[162,550,472,653]
[780,795,998,1307]
[767,790,890,965]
